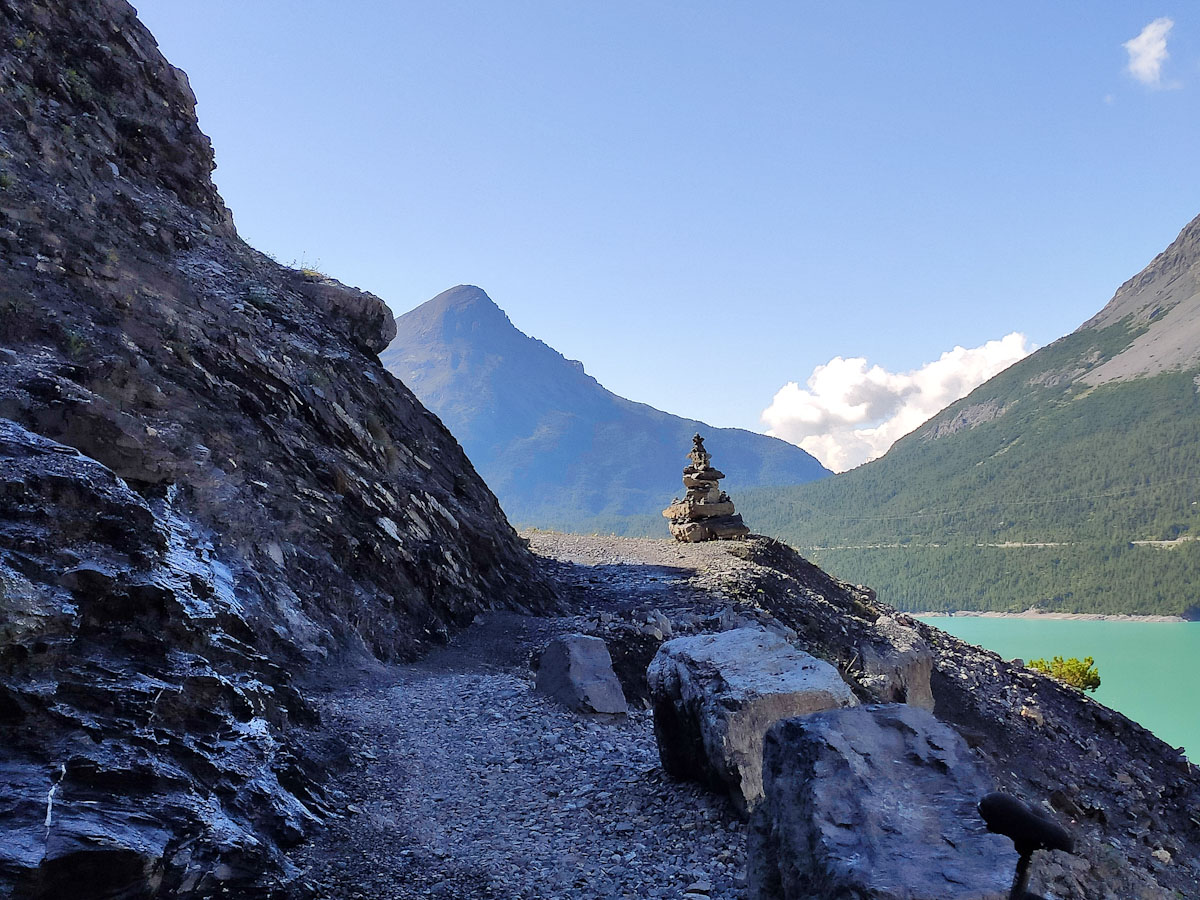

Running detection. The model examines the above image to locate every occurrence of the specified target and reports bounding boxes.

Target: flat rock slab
[536,634,628,714]
[749,704,1017,900]
[647,627,856,815]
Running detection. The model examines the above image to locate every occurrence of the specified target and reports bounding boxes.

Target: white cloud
[761,333,1032,472]
[1123,17,1174,87]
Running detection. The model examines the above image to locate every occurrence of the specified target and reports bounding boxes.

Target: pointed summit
[392,284,512,343]
[382,287,830,533]
[424,284,502,314]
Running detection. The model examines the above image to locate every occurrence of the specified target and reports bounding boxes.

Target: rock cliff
[0,1,554,895]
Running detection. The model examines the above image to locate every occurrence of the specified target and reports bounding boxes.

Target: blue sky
[134,2,1199,465]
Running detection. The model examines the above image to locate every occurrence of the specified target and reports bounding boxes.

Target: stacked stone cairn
[662,434,751,542]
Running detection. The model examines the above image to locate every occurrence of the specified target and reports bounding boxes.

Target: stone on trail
[748,704,1017,900]
[647,627,856,815]
[535,634,628,714]
[860,614,936,711]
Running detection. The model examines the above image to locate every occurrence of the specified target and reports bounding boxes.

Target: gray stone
[647,627,856,815]
[860,615,936,710]
[536,634,628,714]
[749,704,1017,900]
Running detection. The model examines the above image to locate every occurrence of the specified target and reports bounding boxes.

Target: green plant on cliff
[63,67,94,103]
[1029,655,1101,692]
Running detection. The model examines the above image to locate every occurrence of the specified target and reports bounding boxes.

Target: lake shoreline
[914,610,1187,623]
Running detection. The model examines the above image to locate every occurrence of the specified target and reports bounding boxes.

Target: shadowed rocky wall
[0,1,555,894]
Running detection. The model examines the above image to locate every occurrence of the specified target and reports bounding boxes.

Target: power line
[783,476,1197,524]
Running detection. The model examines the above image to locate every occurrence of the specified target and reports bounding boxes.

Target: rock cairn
[663,434,751,542]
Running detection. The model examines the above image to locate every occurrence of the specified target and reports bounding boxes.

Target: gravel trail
[287,534,749,900]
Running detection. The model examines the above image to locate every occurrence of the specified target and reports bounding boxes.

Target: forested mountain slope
[382,285,830,534]
[743,213,1200,616]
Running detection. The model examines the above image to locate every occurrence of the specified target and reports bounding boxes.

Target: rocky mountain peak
[1075,211,1200,384]
[1082,211,1200,332]
[400,283,519,344]
[430,283,500,312]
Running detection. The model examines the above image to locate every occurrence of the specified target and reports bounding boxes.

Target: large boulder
[647,627,856,815]
[749,704,1018,900]
[535,634,628,714]
[860,615,935,710]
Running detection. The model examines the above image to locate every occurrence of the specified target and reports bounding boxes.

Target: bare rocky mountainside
[745,211,1200,615]
[381,285,830,535]
[0,1,553,895]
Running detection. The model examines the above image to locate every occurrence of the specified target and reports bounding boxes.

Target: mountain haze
[382,286,830,533]
[744,212,1200,616]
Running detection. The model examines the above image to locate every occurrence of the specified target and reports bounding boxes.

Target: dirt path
[286,535,749,900]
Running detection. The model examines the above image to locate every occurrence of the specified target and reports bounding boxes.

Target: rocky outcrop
[0,421,323,896]
[1079,212,1200,384]
[535,634,628,714]
[294,271,397,355]
[749,704,1018,900]
[662,434,751,542]
[0,2,555,895]
[647,627,856,815]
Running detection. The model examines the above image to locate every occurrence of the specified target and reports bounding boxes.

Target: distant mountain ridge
[382,285,830,533]
[743,212,1200,616]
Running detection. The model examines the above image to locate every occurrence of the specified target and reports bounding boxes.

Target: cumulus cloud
[761,333,1032,472]
[1123,17,1174,87]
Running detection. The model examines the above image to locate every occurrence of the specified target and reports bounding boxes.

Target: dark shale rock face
[0,1,555,895]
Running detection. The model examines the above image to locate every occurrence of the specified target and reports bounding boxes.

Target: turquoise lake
[922,617,1200,760]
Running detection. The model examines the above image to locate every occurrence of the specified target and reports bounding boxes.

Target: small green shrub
[243,286,275,310]
[1029,655,1101,692]
[61,328,91,359]
[63,68,94,103]
[290,255,326,279]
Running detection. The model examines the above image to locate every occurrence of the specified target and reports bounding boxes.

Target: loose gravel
[287,533,752,900]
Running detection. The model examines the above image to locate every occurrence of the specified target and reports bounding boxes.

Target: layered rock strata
[0,1,555,895]
[662,434,751,542]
